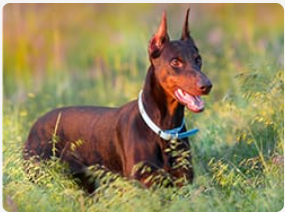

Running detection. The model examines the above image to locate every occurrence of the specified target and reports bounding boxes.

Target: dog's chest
[160,139,190,169]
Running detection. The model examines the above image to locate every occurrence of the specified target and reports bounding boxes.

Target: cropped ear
[148,11,170,58]
[181,8,190,40]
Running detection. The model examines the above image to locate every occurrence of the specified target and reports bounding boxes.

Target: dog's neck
[142,65,185,130]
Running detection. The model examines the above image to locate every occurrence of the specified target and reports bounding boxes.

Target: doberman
[23,9,212,193]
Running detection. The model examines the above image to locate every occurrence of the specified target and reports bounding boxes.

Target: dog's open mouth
[174,88,204,113]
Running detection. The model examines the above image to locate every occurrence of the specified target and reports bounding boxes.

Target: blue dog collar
[138,90,199,141]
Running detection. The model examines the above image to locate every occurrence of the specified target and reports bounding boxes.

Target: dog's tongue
[174,88,204,112]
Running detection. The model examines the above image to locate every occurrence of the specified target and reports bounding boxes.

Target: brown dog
[24,9,212,193]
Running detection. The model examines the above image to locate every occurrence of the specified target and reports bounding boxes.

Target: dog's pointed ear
[148,11,170,58]
[181,8,190,40]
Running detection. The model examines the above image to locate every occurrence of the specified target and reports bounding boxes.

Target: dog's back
[24,104,135,175]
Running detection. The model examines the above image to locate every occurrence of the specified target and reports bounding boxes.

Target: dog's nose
[198,81,212,94]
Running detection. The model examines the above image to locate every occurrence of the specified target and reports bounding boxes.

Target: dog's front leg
[130,161,174,188]
[166,139,194,187]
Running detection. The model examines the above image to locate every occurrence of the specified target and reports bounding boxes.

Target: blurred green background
[3,3,284,212]
[4,4,283,104]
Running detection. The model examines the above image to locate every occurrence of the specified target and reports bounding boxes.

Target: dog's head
[148,9,212,113]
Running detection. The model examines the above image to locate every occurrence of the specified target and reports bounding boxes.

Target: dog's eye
[170,58,183,68]
[195,55,202,67]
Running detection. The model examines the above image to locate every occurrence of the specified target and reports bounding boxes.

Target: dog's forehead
[162,40,198,59]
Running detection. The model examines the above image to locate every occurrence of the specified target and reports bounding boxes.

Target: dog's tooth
[178,89,184,96]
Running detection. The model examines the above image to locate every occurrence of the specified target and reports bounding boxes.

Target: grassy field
[3,3,284,212]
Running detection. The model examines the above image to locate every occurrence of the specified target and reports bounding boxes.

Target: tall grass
[3,3,284,212]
